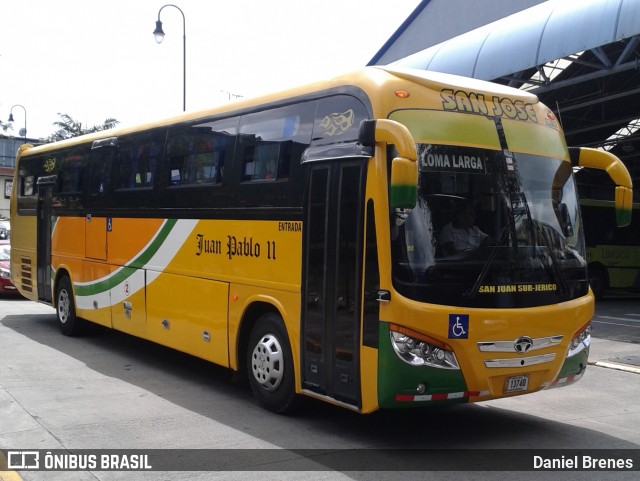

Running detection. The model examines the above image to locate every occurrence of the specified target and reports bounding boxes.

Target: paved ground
[0,297,638,481]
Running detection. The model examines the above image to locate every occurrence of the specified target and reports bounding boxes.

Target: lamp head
[8,113,14,122]
[153,20,165,43]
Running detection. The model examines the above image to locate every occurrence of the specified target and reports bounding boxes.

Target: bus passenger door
[36,176,56,303]
[302,161,365,407]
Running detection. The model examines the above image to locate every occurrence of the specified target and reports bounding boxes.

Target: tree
[47,113,119,142]
[0,119,12,134]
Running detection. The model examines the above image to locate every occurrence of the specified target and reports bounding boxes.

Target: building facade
[0,136,39,219]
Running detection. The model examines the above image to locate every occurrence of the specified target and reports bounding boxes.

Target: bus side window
[312,95,369,146]
[88,150,112,196]
[189,136,218,184]
[239,105,313,183]
[137,142,160,187]
[115,144,135,189]
[166,120,237,188]
[114,134,163,191]
[58,156,84,195]
[166,136,189,185]
[53,148,86,210]
[249,142,279,181]
[242,145,256,180]
[16,156,42,214]
[23,175,35,196]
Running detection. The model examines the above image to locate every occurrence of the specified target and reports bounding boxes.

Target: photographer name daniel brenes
[533,455,634,470]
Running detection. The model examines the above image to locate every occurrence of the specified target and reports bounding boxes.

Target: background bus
[577,167,640,299]
[10,67,632,414]
[583,199,640,299]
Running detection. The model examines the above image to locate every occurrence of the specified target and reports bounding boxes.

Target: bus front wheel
[247,313,297,414]
[56,276,84,336]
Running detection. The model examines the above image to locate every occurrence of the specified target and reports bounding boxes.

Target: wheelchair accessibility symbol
[448,314,469,339]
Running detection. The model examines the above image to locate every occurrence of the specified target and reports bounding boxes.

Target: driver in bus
[439,202,493,255]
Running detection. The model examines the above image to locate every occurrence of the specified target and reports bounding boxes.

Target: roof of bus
[19,66,541,157]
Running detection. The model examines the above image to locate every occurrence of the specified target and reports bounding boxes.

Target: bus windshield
[391,144,588,308]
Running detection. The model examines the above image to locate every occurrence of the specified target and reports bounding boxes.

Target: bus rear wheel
[56,276,84,336]
[247,313,297,414]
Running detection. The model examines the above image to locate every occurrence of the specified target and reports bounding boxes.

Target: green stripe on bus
[377,322,467,408]
[616,207,632,227]
[390,184,417,209]
[74,219,179,297]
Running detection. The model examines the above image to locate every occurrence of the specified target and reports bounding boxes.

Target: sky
[0,0,421,140]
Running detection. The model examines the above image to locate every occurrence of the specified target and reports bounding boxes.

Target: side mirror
[359,119,418,209]
[615,185,632,227]
[570,147,633,227]
[390,156,418,209]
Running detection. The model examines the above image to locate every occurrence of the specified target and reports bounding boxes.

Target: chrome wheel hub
[58,289,70,324]
[251,333,284,392]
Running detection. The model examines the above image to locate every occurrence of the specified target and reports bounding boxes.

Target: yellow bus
[580,198,640,299]
[10,67,632,413]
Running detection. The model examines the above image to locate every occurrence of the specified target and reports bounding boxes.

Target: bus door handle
[376,290,391,303]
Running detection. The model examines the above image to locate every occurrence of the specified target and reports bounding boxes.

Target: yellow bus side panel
[72,260,113,328]
[162,219,302,286]
[147,272,230,366]
[54,217,303,294]
[107,217,166,266]
[111,266,147,338]
[359,346,379,413]
[52,217,302,372]
[85,217,107,260]
[227,285,301,381]
[51,217,85,261]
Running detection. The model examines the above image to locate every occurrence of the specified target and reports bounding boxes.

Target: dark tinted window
[312,95,369,146]
[166,118,237,187]
[18,148,91,213]
[53,148,87,210]
[87,147,116,209]
[114,133,164,191]
[239,104,314,182]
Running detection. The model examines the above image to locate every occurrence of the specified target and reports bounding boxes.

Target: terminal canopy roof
[392,0,640,187]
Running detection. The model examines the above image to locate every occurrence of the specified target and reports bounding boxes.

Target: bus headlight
[390,325,460,370]
[568,323,591,357]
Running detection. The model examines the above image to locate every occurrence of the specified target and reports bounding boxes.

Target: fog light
[416,383,426,394]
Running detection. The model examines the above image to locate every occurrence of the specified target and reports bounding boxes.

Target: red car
[0,241,19,295]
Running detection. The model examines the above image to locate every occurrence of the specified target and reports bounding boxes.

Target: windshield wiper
[465,226,509,299]
[533,223,570,294]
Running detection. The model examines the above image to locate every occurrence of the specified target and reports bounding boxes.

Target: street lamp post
[8,104,27,143]
[153,4,186,112]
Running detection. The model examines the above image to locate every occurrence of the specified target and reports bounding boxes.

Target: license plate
[504,374,529,393]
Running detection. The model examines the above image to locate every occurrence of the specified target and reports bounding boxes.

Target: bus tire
[56,276,84,336]
[588,265,607,300]
[247,313,298,414]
